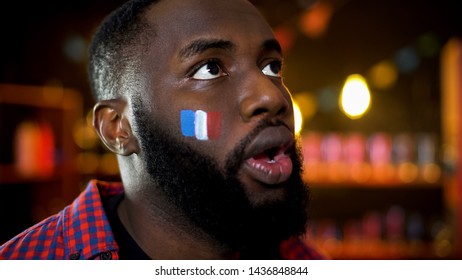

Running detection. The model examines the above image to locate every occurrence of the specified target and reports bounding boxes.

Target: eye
[192,61,227,80]
[262,61,282,78]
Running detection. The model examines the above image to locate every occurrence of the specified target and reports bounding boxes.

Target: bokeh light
[293,100,303,136]
[317,87,338,113]
[72,120,99,150]
[273,25,297,54]
[293,92,317,122]
[418,33,441,58]
[339,74,371,119]
[394,47,420,74]
[76,152,99,174]
[299,1,333,39]
[100,153,120,175]
[368,60,398,90]
[63,35,87,63]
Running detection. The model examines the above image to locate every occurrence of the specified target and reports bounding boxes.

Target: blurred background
[0,0,461,259]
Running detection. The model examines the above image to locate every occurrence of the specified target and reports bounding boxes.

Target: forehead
[144,0,275,51]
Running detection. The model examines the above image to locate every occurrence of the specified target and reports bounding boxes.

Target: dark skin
[93,0,296,259]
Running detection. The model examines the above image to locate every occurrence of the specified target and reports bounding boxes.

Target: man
[0,0,323,259]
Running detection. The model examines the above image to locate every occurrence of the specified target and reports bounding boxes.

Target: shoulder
[0,211,66,259]
[0,180,123,260]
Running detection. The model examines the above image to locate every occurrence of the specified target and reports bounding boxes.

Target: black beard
[133,106,310,259]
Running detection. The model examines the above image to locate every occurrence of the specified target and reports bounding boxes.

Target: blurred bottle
[321,132,346,182]
[343,132,371,183]
[316,219,343,258]
[393,133,418,183]
[430,218,453,258]
[416,133,441,183]
[385,205,405,242]
[301,131,323,182]
[14,120,55,178]
[362,211,383,256]
[406,212,425,257]
[368,132,395,183]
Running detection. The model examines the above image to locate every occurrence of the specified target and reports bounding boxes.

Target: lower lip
[243,153,293,185]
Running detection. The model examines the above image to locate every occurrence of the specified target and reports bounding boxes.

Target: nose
[239,72,292,122]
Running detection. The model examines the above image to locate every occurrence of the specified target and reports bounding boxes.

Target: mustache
[223,119,292,177]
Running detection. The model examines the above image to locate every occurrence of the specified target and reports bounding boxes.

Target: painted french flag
[180,110,222,140]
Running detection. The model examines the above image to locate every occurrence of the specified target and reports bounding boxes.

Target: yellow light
[368,60,398,90]
[293,100,303,136]
[73,121,99,150]
[293,92,317,122]
[100,153,120,175]
[339,74,371,119]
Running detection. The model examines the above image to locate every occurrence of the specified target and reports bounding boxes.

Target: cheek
[180,109,222,141]
[177,108,239,169]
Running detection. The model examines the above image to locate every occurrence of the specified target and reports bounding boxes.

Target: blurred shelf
[0,164,63,185]
[303,165,443,189]
[0,84,80,110]
[312,240,446,260]
[307,180,442,189]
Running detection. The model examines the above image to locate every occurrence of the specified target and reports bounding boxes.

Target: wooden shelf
[0,164,63,185]
[312,240,441,260]
[303,166,443,189]
[307,180,442,189]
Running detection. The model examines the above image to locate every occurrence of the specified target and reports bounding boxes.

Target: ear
[93,99,140,156]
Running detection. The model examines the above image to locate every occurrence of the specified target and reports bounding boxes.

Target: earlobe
[93,100,140,156]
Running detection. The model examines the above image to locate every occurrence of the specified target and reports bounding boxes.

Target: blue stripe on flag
[180,110,195,137]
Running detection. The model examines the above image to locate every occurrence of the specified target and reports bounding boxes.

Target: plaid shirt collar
[65,180,123,259]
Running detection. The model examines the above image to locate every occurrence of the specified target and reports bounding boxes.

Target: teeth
[253,162,269,173]
[268,159,276,164]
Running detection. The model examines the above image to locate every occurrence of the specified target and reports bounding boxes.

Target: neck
[117,190,241,259]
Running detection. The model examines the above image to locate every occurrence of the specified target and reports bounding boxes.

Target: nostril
[252,108,268,117]
[276,106,287,116]
[240,84,291,121]
[250,103,288,118]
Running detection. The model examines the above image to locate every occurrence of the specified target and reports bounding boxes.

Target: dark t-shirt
[102,193,150,260]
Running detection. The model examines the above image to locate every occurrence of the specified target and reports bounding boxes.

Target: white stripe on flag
[195,110,208,140]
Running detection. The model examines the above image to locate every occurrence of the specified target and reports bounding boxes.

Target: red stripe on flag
[207,112,222,140]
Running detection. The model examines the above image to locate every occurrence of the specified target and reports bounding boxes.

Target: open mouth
[242,126,294,186]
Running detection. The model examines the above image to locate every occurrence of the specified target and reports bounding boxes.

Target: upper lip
[243,126,295,160]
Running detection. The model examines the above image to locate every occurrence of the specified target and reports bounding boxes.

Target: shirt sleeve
[0,213,66,259]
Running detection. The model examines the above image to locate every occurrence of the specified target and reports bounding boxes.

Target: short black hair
[88,0,162,102]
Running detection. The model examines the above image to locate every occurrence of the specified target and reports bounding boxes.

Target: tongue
[245,152,293,185]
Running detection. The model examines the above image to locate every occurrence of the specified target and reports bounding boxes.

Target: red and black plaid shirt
[0,180,324,260]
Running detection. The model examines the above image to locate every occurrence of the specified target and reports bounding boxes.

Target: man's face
[131,0,309,253]
[138,0,297,203]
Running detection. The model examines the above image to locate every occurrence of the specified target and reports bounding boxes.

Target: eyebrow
[179,39,236,60]
[178,38,283,60]
[261,39,282,55]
